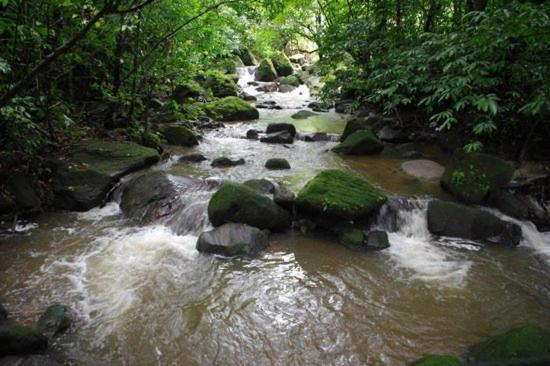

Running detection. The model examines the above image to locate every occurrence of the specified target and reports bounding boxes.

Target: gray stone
[197,223,268,257]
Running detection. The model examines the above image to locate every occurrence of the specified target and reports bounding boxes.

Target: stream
[1,66,549,365]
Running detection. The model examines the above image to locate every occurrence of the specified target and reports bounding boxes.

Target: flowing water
[0,67,549,365]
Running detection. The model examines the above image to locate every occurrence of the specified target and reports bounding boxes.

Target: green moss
[208,182,291,230]
[257,59,277,81]
[271,52,293,77]
[161,125,198,147]
[332,129,384,155]
[409,355,464,366]
[341,117,377,141]
[470,325,550,362]
[215,55,244,74]
[440,151,515,204]
[296,170,387,220]
[279,75,300,87]
[204,97,259,121]
[201,70,238,97]
[173,80,204,103]
[339,228,364,248]
[238,49,257,66]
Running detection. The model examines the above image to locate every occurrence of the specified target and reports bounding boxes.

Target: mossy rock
[469,325,550,363]
[291,110,317,120]
[279,75,300,87]
[409,355,464,366]
[204,97,259,121]
[440,151,515,204]
[339,228,365,248]
[366,230,390,250]
[173,80,204,103]
[208,182,291,231]
[243,179,275,194]
[332,129,384,155]
[296,170,387,220]
[238,49,257,66]
[341,117,382,141]
[215,55,244,75]
[271,52,293,77]
[256,59,277,82]
[161,126,198,147]
[201,70,238,97]
[37,304,72,338]
[0,324,48,356]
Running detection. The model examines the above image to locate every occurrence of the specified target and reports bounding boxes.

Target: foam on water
[77,202,121,221]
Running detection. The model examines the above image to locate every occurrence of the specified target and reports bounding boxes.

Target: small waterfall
[237,66,258,95]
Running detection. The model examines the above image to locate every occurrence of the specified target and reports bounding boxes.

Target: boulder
[0,325,47,356]
[0,191,16,215]
[37,304,72,338]
[273,185,295,209]
[279,75,300,87]
[208,182,291,231]
[256,101,282,109]
[173,81,203,103]
[408,355,464,366]
[271,52,293,77]
[291,110,318,120]
[246,129,260,140]
[469,325,550,363]
[201,70,238,97]
[204,97,259,121]
[487,189,529,220]
[296,170,387,220]
[341,118,373,141]
[238,49,257,66]
[427,200,522,247]
[260,131,294,144]
[241,93,257,101]
[256,84,279,93]
[440,151,515,204]
[279,84,297,93]
[377,126,409,143]
[52,141,160,211]
[332,129,384,155]
[244,179,275,194]
[211,157,245,168]
[308,101,329,113]
[401,160,445,181]
[180,153,207,163]
[161,126,198,147]
[265,158,291,170]
[0,172,41,214]
[256,59,277,82]
[366,231,390,250]
[266,123,296,137]
[335,99,354,113]
[196,223,268,257]
[339,228,365,248]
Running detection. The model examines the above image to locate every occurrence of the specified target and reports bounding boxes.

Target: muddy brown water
[0,67,549,365]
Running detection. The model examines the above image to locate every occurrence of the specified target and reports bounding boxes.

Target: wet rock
[366,231,390,250]
[297,170,387,220]
[408,355,464,366]
[260,131,294,144]
[469,325,550,363]
[37,304,72,338]
[299,132,329,142]
[208,182,291,231]
[0,172,41,214]
[487,189,529,220]
[0,324,48,356]
[441,151,515,204]
[427,200,522,247]
[0,191,16,215]
[238,49,256,66]
[246,129,260,140]
[279,75,300,87]
[332,129,384,155]
[273,184,295,209]
[401,160,445,181]
[377,126,409,143]
[291,110,317,120]
[204,97,259,121]
[334,99,354,113]
[339,228,365,248]
[265,158,291,170]
[271,52,293,77]
[161,126,198,147]
[0,355,63,366]
[0,303,7,323]
[180,153,207,163]
[256,84,279,93]
[211,157,245,168]
[256,101,282,109]
[340,116,385,141]
[256,59,277,82]
[52,140,160,211]
[266,123,296,137]
[244,179,275,194]
[241,93,257,101]
[308,101,330,112]
[196,223,268,257]
[279,84,297,93]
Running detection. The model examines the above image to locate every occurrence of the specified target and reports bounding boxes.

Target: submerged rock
[427,200,522,246]
[161,125,198,147]
[332,129,384,155]
[401,160,444,181]
[256,59,277,82]
[408,355,464,366]
[204,97,259,121]
[366,230,390,250]
[266,123,296,137]
[265,158,291,170]
[244,179,275,194]
[260,131,294,144]
[339,228,365,248]
[196,223,268,257]
[211,157,245,168]
[208,182,291,231]
[296,170,387,220]
[0,324,48,356]
[469,325,550,363]
[440,151,514,204]
[291,110,317,120]
[180,153,207,163]
[37,304,72,338]
[52,140,160,211]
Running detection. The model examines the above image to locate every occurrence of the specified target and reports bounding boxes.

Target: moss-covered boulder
[279,75,300,87]
[208,182,291,231]
[53,141,160,211]
[340,116,387,141]
[173,80,204,103]
[266,123,297,137]
[215,55,244,75]
[427,200,522,246]
[271,52,293,77]
[469,325,550,363]
[204,97,259,121]
[409,355,464,366]
[37,304,72,338]
[0,324,48,356]
[238,49,257,66]
[196,223,268,257]
[332,129,384,155]
[161,126,198,147]
[256,59,278,82]
[201,70,238,97]
[244,179,275,194]
[265,158,291,170]
[440,151,515,204]
[296,170,387,220]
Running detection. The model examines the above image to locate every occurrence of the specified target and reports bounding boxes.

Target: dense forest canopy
[0,0,548,160]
